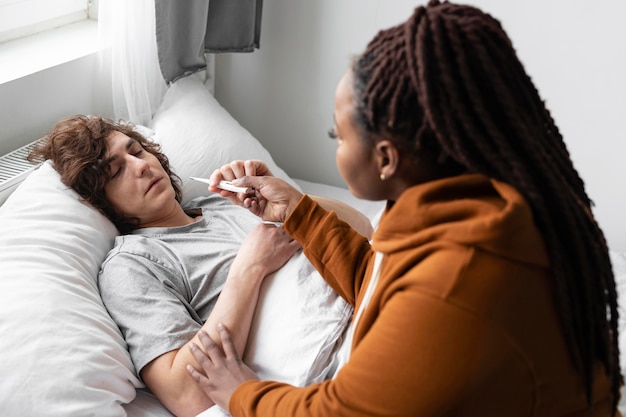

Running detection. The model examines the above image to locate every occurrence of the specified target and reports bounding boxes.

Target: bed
[0,74,625,416]
[0,74,384,417]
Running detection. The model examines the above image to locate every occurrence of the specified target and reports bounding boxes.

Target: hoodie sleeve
[282,194,374,307]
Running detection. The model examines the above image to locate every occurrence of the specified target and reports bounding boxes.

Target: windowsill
[0,19,98,85]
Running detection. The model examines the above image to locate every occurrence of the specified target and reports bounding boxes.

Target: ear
[374,140,399,179]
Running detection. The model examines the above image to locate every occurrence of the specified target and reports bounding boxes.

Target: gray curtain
[155,0,263,83]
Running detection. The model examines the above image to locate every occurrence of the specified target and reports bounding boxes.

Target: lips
[146,177,162,194]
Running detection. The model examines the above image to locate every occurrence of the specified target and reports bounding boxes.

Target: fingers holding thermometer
[197,160,274,205]
[192,173,302,223]
[189,177,257,205]
[216,180,250,194]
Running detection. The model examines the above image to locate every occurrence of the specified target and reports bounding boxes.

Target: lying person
[29,115,373,417]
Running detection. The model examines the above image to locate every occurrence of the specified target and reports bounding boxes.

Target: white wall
[0,52,113,157]
[214,0,626,252]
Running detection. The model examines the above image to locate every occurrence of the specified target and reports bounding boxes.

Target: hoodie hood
[372,174,549,268]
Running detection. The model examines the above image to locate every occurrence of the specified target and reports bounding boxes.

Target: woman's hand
[236,175,303,222]
[187,326,259,411]
[210,160,303,223]
[208,160,273,205]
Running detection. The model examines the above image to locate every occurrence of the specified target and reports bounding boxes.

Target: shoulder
[101,235,155,266]
[99,235,180,283]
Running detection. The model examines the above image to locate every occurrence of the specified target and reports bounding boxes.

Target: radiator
[0,141,41,206]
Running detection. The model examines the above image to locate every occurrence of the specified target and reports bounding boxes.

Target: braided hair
[352,0,621,411]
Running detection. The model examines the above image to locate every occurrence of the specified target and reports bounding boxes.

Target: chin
[348,186,370,201]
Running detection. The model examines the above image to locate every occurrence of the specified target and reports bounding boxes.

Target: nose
[128,154,149,176]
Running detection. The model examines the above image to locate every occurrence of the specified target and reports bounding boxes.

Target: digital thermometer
[189,177,252,194]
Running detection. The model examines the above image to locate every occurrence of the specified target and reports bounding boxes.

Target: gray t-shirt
[98,195,262,375]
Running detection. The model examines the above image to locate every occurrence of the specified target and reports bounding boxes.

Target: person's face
[332,69,382,200]
[103,131,178,228]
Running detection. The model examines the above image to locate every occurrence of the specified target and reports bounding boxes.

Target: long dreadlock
[352,0,621,412]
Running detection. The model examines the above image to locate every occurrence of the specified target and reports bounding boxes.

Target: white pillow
[0,160,141,417]
[244,251,351,385]
[149,73,300,205]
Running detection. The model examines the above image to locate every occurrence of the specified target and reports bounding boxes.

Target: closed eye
[130,143,144,157]
[327,128,338,140]
[110,165,121,179]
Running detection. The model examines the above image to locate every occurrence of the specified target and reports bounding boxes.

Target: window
[0,0,92,44]
[0,0,98,84]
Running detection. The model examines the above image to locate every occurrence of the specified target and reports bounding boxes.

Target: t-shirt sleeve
[98,248,201,376]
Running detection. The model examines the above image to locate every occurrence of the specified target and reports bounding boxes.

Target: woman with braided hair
[186,1,622,416]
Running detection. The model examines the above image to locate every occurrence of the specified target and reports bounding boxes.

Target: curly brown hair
[28,115,182,233]
[352,0,621,412]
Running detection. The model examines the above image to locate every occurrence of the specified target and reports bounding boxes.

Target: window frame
[0,0,93,44]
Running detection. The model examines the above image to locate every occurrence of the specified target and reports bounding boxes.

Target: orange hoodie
[229,174,616,417]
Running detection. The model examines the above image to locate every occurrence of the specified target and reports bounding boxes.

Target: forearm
[284,195,373,305]
[195,265,265,357]
[142,269,265,417]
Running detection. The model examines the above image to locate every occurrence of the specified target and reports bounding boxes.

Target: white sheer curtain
[98,0,168,126]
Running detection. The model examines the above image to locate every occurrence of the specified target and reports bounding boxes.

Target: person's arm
[141,223,300,417]
[209,160,374,239]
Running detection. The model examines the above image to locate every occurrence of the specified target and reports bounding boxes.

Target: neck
[140,203,200,229]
